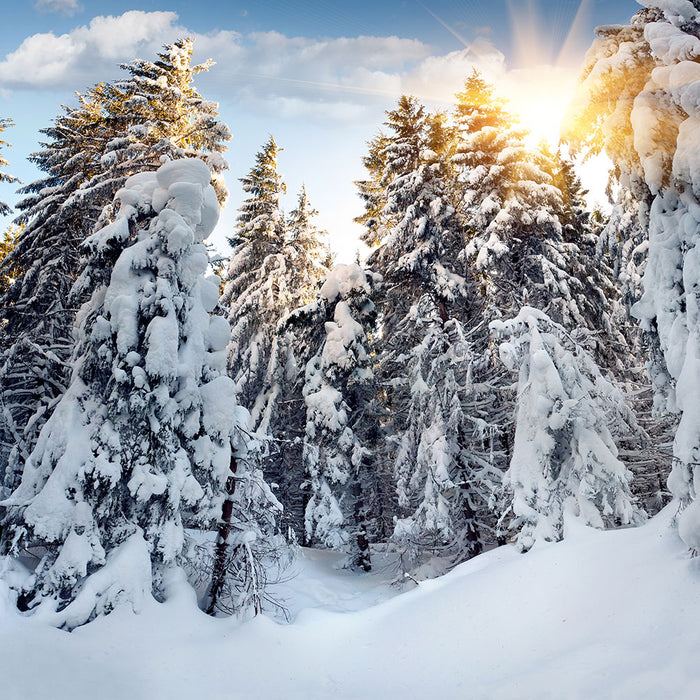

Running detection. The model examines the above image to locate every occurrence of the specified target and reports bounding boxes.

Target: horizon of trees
[0,0,697,629]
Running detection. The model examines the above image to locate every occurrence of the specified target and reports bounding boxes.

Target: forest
[0,3,698,689]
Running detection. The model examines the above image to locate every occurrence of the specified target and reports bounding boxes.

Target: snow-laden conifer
[297,264,378,570]
[452,74,583,326]
[565,1,700,549]
[222,136,291,417]
[491,307,644,551]
[0,39,230,494]
[0,159,274,628]
[357,96,500,573]
[222,139,331,537]
[287,185,333,291]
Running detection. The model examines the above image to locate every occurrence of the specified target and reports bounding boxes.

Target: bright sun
[504,66,579,149]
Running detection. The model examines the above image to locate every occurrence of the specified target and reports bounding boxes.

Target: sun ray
[415,1,471,48]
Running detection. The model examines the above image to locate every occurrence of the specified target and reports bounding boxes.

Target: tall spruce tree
[357,96,501,574]
[0,39,230,495]
[222,139,331,537]
[287,185,333,290]
[452,73,578,325]
[1,159,278,628]
[222,135,290,418]
[565,2,698,545]
[492,307,644,551]
[293,264,379,570]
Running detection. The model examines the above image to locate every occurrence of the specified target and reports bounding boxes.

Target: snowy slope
[1,508,699,700]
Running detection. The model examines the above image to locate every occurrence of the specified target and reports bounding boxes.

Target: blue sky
[0,0,640,260]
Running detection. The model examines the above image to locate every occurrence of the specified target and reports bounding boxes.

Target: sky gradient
[0,0,641,260]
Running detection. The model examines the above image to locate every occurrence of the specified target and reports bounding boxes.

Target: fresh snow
[1,508,699,699]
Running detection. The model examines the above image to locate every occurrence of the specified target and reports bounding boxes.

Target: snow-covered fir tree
[0,39,230,495]
[358,95,501,573]
[566,1,700,548]
[222,135,291,416]
[491,307,644,551]
[453,73,581,326]
[1,159,280,628]
[287,185,333,291]
[0,118,18,217]
[292,264,379,570]
[453,73,650,492]
[222,138,331,536]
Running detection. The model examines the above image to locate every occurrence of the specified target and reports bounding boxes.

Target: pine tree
[0,39,230,494]
[0,118,18,217]
[565,3,699,549]
[356,96,500,574]
[491,307,644,551]
[1,159,277,628]
[222,136,290,416]
[222,139,331,537]
[296,264,379,570]
[287,185,333,289]
[452,73,571,323]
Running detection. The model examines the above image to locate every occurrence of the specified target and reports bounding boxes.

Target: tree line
[0,0,697,628]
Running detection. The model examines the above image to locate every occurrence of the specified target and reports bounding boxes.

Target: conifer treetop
[0,118,19,217]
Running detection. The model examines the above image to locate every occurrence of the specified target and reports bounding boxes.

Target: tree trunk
[206,452,238,616]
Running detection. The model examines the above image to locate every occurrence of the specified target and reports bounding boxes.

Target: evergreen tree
[491,307,644,551]
[1,159,275,628]
[565,2,699,549]
[296,264,379,570]
[0,39,230,494]
[223,136,290,417]
[0,118,18,217]
[357,96,500,573]
[222,139,331,537]
[452,73,571,323]
[287,185,333,289]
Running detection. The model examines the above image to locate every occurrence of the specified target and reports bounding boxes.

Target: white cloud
[0,11,186,90]
[404,40,507,103]
[35,0,80,15]
[0,9,511,122]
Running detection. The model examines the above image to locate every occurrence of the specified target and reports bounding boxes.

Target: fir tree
[222,136,290,416]
[491,307,644,551]
[287,185,333,289]
[452,73,569,322]
[1,159,276,628]
[296,264,379,570]
[222,139,331,537]
[0,39,230,494]
[357,95,500,573]
[0,118,18,217]
[566,2,699,548]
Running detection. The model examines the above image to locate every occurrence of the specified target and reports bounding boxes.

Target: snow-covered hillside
[1,507,698,700]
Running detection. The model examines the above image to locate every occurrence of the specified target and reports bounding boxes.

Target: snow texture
[0,509,698,699]
[0,159,247,628]
[492,307,644,550]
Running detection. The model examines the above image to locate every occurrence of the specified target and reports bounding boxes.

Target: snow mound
[1,511,699,699]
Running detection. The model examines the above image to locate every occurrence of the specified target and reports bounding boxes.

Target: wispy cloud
[0,10,511,122]
[34,0,81,15]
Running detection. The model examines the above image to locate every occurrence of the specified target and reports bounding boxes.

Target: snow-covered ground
[1,507,699,700]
